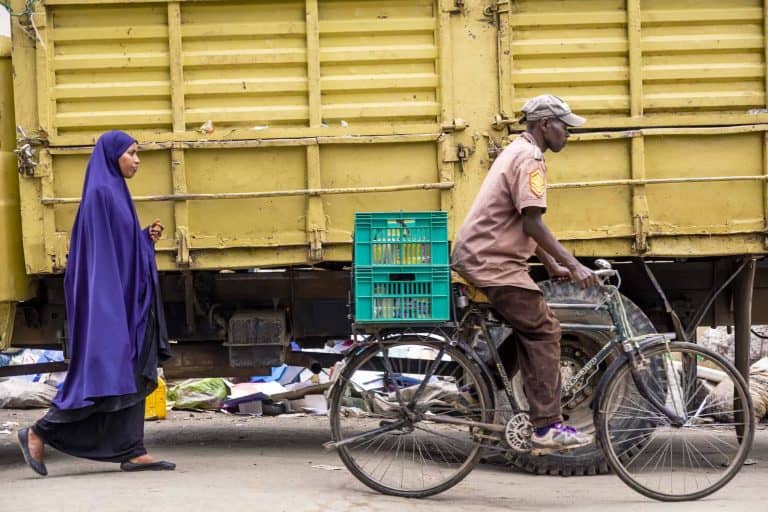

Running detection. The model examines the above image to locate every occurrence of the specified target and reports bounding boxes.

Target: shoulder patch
[528,168,545,197]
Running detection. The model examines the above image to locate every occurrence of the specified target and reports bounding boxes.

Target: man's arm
[535,246,569,280]
[522,206,599,288]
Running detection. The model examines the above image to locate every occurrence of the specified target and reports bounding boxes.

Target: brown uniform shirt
[452,132,547,291]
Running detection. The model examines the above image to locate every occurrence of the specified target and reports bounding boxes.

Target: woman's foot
[18,427,47,476]
[129,454,157,464]
[27,428,45,462]
[120,453,175,472]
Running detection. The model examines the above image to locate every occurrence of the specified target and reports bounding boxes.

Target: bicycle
[325,261,756,502]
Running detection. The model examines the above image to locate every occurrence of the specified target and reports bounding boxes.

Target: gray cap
[519,94,586,127]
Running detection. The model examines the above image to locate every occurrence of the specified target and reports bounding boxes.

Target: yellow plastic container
[144,374,167,420]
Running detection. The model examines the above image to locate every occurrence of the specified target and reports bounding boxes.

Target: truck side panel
[8,0,768,272]
[0,35,31,349]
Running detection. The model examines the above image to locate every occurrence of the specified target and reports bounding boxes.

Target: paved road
[1,409,766,512]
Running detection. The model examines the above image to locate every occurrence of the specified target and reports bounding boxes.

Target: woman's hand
[147,218,164,244]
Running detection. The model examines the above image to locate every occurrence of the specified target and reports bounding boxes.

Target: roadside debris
[710,357,768,421]
[0,421,19,435]
[0,344,346,417]
[219,376,331,416]
[0,349,65,409]
[311,464,344,471]
[0,349,66,387]
[168,378,230,411]
[0,380,57,408]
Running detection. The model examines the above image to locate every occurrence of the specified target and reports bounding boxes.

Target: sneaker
[530,423,593,456]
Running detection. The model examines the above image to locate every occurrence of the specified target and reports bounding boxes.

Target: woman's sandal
[120,460,176,471]
[17,428,48,477]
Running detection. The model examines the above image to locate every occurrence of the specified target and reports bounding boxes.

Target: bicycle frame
[455,285,624,420]
[391,283,683,435]
[327,281,685,451]
[477,283,686,429]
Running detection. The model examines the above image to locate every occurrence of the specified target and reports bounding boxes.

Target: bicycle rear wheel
[595,341,755,501]
[328,335,491,498]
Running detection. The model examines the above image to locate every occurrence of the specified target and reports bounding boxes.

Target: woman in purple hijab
[18,131,174,475]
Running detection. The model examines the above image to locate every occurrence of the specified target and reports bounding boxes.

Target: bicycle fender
[592,335,682,415]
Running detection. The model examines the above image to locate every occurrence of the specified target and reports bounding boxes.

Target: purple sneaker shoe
[531,423,593,456]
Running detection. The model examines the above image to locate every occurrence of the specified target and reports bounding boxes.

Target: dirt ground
[1,408,767,512]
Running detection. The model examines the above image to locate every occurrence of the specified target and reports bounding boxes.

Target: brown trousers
[483,286,563,427]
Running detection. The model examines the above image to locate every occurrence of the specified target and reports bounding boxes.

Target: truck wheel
[503,280,657,476]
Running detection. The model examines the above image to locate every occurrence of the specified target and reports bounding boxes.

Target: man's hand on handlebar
[568,263,601,289]
[546,261,571,281]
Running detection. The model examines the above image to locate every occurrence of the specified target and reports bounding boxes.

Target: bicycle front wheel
[595,341,755,502]
[328,335,492,498]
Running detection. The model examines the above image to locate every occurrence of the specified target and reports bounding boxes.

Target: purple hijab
[54,131,157,410]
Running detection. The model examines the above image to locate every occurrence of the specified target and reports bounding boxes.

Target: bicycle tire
[595,341,755,502]
[328,336,492,498]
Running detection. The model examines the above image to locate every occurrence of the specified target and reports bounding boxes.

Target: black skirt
[33,399,148,462]
[33,280,171,463]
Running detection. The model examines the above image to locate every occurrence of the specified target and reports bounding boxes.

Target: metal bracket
[483,1,510,23]
[764,221,768,250]
[176,226,191,266]
[491,113,515,131]
[442,0,465,15]
[442,142,475,173]
[441,118,469,133]
[482,132,504,162]
[683,258,751,341]
[632,214,649,253]
[51,232,69,272]
[456,143,474,173]
[639,259,686,342]
[308,227,324,261]
[0,303,16,350]
[15,126,45,177]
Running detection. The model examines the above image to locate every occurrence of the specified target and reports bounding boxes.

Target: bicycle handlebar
[594,268,618,281]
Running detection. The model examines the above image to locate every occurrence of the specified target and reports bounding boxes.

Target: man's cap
[519,94,586,127]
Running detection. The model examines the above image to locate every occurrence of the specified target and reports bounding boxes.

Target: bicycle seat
[451,271,490,304]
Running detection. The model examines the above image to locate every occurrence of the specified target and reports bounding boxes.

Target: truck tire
[503,280,657,476]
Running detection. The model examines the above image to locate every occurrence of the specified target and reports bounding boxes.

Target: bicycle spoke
[598,343,755,501]
[625,431,663,472]
[611,430,657,460]
[613,395,669,423]
[330,339,488,496]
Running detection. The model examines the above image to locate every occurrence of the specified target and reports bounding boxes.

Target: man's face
[118,142,140,179]
[542,118,570,153]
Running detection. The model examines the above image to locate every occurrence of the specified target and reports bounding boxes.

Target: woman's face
[118,143,140,179]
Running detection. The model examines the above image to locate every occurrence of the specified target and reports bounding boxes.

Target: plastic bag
[0,379,57,408]
[168,378,230,410]
[3,349,66,385]
[710,357,768,421]
[748,357,768,420]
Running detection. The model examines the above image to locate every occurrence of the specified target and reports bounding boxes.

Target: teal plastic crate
[354,212,448,266]
[354,265,450,324]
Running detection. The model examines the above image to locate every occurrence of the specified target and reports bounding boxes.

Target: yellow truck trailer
[2,0,768,475]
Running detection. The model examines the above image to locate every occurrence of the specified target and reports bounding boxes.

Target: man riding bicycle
[452,94,600,455]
